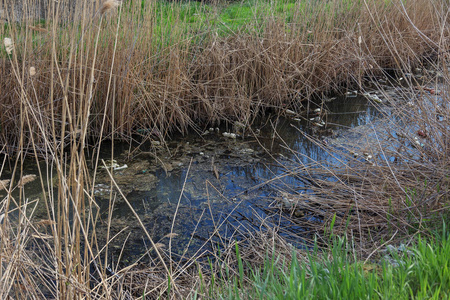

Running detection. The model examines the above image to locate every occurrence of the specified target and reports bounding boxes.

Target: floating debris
[222,132,237,139]
[412,137,424,148]
[101,160,128,171]
[113,164,128,171]
[350,151,359,158]
[310,116,326,127]
[417,130,427,138]
[396,132,407,138]
[423,87,438,95]
[345,90,358,97]
[94,183,111,195]
[363,153,373,160]
[285,109,297,116]
[363,93,383,103]
[310,108,323,116]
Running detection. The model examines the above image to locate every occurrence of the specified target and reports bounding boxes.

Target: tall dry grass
[0,0,449,298]
[274,48,450,258]
[0,0,446,152]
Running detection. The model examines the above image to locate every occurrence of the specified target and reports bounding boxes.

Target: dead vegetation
[0,0,447,153]
[0,0,449,298]
[271,64,450,258]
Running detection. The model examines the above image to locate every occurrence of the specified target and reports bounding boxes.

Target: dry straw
[0,0,448,298]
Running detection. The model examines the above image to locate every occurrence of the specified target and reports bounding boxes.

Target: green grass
[211,223,450,299]
[126,0,318,38]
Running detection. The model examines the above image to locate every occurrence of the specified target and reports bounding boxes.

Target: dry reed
[0,0,446,153]
[0,0,449,298]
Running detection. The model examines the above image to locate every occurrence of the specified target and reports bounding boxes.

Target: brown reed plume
[100,0,121,15]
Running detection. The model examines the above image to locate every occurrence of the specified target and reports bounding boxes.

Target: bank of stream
[1,73,443,266]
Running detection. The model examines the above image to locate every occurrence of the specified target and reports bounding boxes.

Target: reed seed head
[100,0,121,15]
[3,37,13,54]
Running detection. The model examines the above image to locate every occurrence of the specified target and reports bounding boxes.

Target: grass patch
[213,226,450,299]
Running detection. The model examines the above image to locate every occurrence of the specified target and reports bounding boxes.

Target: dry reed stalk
[0,0,446,153]
[0,0,449,297]
[270,61,450,256]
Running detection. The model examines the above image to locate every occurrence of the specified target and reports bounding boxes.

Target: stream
[2,78,441,265]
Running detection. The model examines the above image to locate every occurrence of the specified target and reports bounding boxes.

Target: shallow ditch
[1,73,444,266]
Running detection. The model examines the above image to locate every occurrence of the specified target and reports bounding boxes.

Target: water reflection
[99,95,385,259]
[1,95,386,261]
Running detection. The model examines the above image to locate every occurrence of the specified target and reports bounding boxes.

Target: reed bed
[0,0,449,298]
[271,58,450,258]
[1,0,446,152]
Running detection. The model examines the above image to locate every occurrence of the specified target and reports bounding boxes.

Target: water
[91,94,387,262]
[0,94,388,263]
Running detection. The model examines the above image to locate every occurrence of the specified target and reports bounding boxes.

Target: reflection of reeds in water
[0,0,448,297]
[273,66,450,257]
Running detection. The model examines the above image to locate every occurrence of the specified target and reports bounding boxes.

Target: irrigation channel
[1,76,439,266]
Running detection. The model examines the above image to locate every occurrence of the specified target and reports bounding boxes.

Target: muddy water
[95,95,387,262]
[0,94,385,264]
